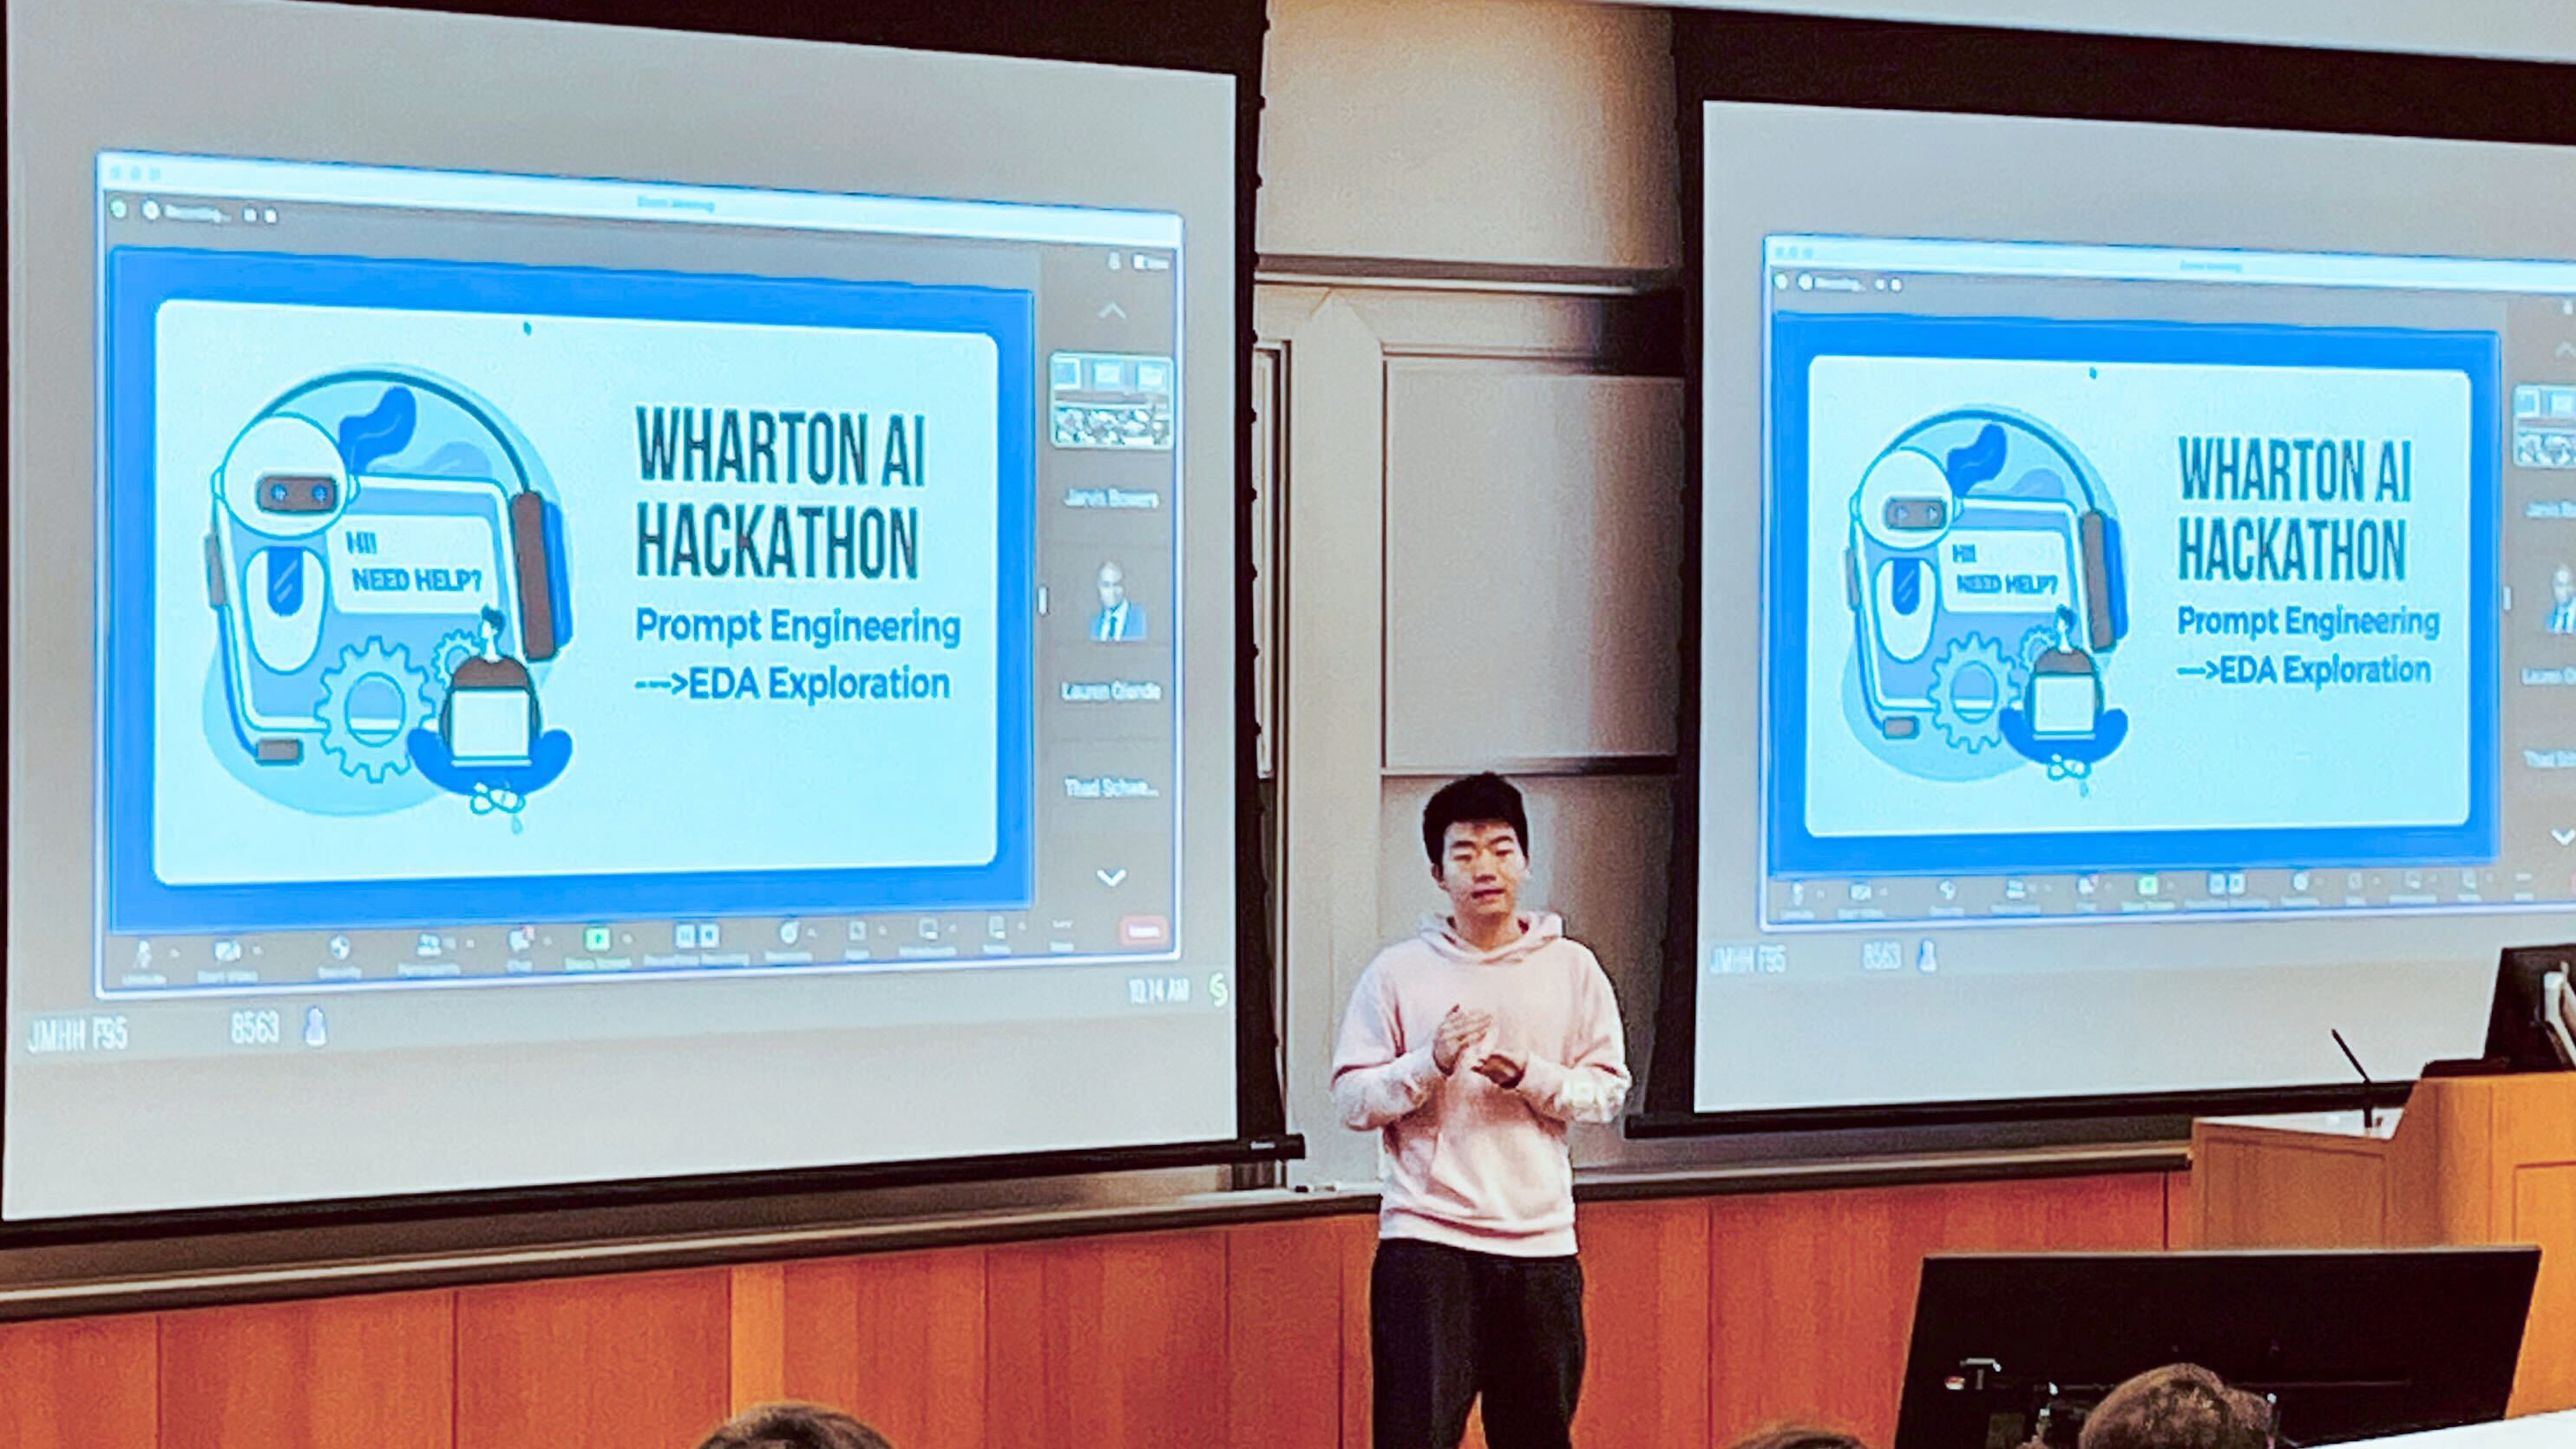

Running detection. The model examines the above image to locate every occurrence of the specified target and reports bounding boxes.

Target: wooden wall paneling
[158,1290,454,1449]
[986,1230,1229,1449]
[0,1170,2204,1449]
[1576,1198,1713,1447]
[2163,1170,2196,1249]
[455,1269,731,1449]
[2195,1130,2389,1249]
[1223,1217,1362,1448]
[779,1247,988,1449]
[2509,1163,2576,1414]
[728,1263,787,1410]
[1340,1206,1377,1449]
[2490,1073,2576,1415]
[2195,1077,2576,1415]
[2383,1073,2482,1247]
[1706,1174,2168,1446]
[0,1313,157,1449]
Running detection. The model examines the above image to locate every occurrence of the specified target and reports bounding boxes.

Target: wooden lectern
[2194,1074,2576,1416]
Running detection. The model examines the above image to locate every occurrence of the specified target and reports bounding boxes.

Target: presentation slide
[1695,101,2576,1118]
[1778,318,2492,879]
[5,0,1239,1223]
[123,259,1027,928]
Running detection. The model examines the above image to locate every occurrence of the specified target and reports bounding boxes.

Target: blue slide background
[1766,311,2500,878]
[103,247,1037,933]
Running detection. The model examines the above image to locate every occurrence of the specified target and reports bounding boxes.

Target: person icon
[440,606,541,765]
[1090,561,1146,641]
[2550,565,2576,635]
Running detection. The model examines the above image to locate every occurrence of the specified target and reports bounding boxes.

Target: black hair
[695,1402,895,1449]
[1724,1430,1870,1449]
[1421,772,1530,866]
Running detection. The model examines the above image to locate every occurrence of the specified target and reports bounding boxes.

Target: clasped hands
[1432,1004,1524,1089]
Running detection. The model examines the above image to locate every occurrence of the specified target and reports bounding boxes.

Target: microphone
[2330,1027,2377,1132]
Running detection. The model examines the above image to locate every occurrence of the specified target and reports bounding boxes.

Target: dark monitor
[1892,1248,2538,1449]
[2483,945,2576,1074]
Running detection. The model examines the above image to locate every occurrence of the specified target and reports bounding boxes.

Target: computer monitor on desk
[2423,945,2576,1079]
[1892,1248,2538,1449]
[2483,946,2576,1073]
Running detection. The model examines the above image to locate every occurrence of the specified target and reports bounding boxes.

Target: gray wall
[1653,0,2576,64]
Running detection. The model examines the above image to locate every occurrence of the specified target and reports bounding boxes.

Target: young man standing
[1331,773,1631,1449]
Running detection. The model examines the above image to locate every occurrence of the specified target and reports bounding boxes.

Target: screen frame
[0,0,1297,1243]
[1644,8,2576,1136]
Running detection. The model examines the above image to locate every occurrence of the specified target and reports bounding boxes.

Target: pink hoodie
[1329,912,1629,1257]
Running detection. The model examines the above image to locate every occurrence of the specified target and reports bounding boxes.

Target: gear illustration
[1927,633,2018,753]
[315,639,435,783]
[2016,623,2061,676]
[429,626,484,692]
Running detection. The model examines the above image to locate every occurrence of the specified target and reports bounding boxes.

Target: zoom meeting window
[7,0,1236,1221]
[1760,237,2517,930]
[89,154,1181,986]
[1696,102,2576,1116]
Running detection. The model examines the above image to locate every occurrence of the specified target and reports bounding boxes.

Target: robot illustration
[1842,407,2129,785]
[205,370,574,817]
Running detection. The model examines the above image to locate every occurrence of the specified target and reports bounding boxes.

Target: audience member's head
[2080,1364,2272,1449]
[1724,1427,1870,1449]
[694,1401,892,1449]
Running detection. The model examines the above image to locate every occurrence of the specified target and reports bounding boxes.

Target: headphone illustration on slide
[205,370,574,823]
[1841,407,2129,788]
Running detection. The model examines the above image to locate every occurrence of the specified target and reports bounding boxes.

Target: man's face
[1434,821,1527,923]
[1098,564,1127,612]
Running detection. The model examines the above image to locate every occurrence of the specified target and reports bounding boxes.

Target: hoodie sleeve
[1511,950,1630,1125]
[1331,961,1445,1131]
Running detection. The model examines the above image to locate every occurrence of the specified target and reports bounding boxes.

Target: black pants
[1370,1238,1585,1449]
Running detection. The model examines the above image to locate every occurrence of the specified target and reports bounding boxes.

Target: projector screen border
[1624,1082,2409,1140]
[0,1132,1306,1254]
[0,0,1288,1245]
[1646,10,2576,1136]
